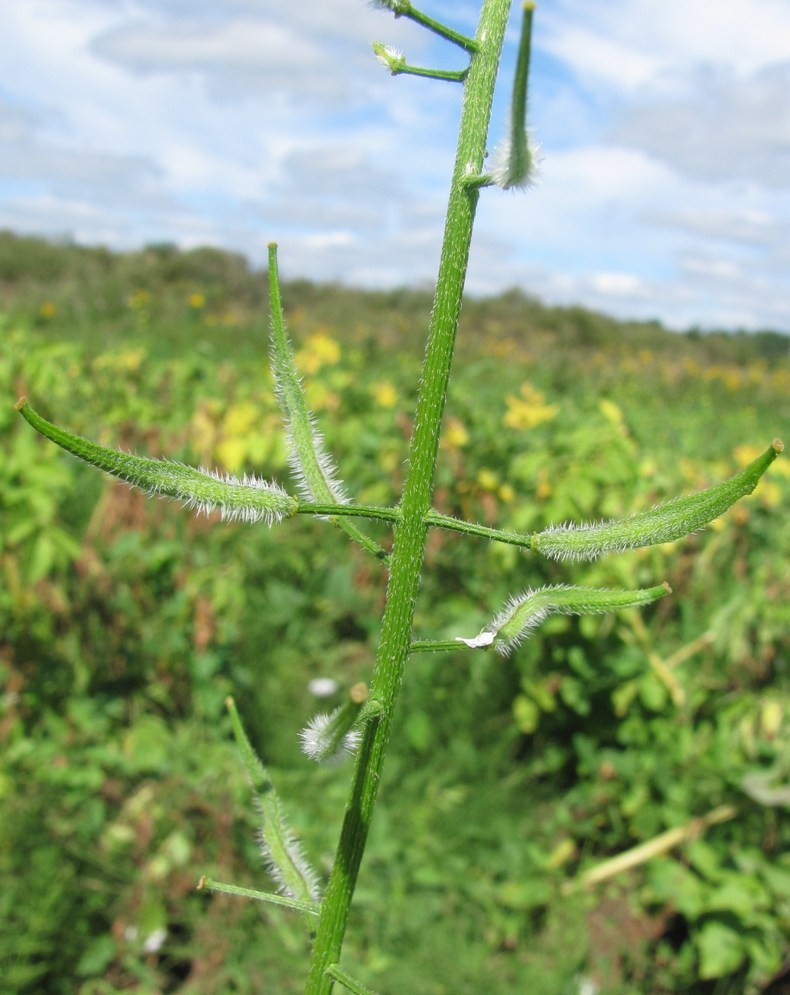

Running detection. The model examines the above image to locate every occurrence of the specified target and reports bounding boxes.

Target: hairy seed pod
[532,441,783,562]
[458,583,671,656]
[16,398,297,526]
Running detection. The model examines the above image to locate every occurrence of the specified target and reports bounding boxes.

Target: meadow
[2,232,789,993]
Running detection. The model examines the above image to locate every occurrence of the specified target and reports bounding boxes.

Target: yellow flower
[499,483,515,503]
[128,289,151,310]
[295,331,341,375]
[443,416,469,449]
[222,400,259,438]
[503,382,559,431]
[477,468,499,491]
[93,348,146,373]
[371,381,397,408]
[599,398,624,426]
[39,301,56,319]
[188,292,206,310]
[215,400,270,471]
[535,473,552,500]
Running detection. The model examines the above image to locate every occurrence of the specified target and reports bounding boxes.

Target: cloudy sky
[2,0,790,332]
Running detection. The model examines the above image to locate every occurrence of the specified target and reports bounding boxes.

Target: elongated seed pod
[490,2,539,190]
[268,244,348,506]
[16,398,297,526]
[226,697,321,907]
[532,441,783,562]
[458,583,671,656]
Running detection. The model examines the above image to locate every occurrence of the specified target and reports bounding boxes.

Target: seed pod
[268,243,348,507]
[458,583,671,657]
[226,697,321,906]
[532,441,783,562]
[490,2,539,190]
[16,398,297,526]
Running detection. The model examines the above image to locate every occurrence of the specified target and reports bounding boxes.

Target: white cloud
[612,63,790,187]
[540,0,790,86]
[0,0,788,333]
[590,271,649,297]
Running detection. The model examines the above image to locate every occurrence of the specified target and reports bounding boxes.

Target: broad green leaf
[697,919,746,980]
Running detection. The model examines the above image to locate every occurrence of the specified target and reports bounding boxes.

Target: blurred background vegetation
[2,230,789,994]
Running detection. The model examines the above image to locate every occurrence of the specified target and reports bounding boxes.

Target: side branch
[426,510,533,548]
[296,502,401,524]
[372,44,467,81]
[372,1,479,53]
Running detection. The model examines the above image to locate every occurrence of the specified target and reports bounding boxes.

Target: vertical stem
[304,2,512,991]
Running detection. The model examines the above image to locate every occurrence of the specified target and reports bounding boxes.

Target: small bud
[459,583,672,657]
[349,681,370,705]
[456,630,495,649]
[308,677,340,699]
[372,41,406,74]
[299,684,370,766]
[369,0,410,12]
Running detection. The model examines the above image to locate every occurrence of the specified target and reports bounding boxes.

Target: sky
[2,0,790,333]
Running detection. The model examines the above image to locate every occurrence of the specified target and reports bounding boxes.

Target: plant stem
[197,876,319,914]
[391,63,468,82]
[297,502,535,551]
[382,1,479,53]
[297,502,401,523]
[304,2,513,991]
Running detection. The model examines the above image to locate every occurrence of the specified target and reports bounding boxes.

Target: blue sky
[2,0,790,332]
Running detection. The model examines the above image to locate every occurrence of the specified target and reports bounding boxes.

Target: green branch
[296,502,401,524]
[197,876,319,916]
[324,963,380,995]
[371,0,479,52]
[426,509,533,547]
[372,43,467,81]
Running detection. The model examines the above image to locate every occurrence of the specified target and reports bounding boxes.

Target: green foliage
[2,237,788,990]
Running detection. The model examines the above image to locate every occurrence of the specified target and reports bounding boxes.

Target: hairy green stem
[324,963,380,995]
[304,2,512,990]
